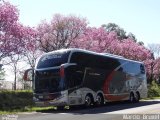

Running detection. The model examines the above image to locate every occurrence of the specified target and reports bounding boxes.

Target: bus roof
[46,48,144,64]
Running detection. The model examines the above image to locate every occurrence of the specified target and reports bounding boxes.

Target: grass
[0,111,17,115]
[141,96,160,100]
[24,106,56,112]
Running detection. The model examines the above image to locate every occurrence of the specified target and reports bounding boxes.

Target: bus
[24,48,148,109]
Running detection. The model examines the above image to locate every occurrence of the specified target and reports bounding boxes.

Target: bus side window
[70,52,83,66]
[66,66,84,88]
[140,64,145,74]
[70,52,94,67]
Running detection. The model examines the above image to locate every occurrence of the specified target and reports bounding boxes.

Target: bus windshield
[36,51,70,69]
[34,69,65,93]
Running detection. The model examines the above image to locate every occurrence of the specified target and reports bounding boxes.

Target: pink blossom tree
[154,58,160,81]
[73,27,152,62]
[0,1,39,89]
[37,14,88,52]
[0,1,32,61]
[21,27,41,69]
[0,1,20,60]
[72,27,120,53]
[118,39,152,61]
[147,44,160,82]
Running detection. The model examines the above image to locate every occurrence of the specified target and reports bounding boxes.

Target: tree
[0,1,32,61]
[37,14,88,52]
[0,64,5,80]
[145,59,156,83]
[74,26,152,61]
[138,41,144,46]
[23,49,42,69]
[4,54,23,90]
[102,23,139,43]
[73,27,120,53]
[21,27,41,69]
[148,44,160,58]
[0,1,19,60]
[118,39,152,61]
[102,23,127,40]
[148,44,160,82]
[127,32,137,42]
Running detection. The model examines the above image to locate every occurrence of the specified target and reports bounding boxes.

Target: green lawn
[141,96,160,100]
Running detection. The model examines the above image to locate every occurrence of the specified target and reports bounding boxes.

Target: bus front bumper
[35,100,68,107]
[33,94,69,107]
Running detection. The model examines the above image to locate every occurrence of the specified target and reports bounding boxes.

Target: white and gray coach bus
[24,48,147,109]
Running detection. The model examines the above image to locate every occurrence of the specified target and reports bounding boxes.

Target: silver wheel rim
[135,93,139,101]
[96,95,102,105]
[130,94,134,102]
[85,96,91,106]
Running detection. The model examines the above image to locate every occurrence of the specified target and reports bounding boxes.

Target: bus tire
[134,92,140,103]
[129,92,135,103]
[95,94,104,106]
[85,94,93,107]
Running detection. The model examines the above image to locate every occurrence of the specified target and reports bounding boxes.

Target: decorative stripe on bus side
[102,70,128,101]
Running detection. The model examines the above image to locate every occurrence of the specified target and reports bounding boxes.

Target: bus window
[123,62,141,75]
[70,52,121,70]
[37,51,70,69]
[140,64,145,74]
[65,65,84,88]
[70,52,88,66]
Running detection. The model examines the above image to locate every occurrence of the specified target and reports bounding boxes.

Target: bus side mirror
[23,69,33,81]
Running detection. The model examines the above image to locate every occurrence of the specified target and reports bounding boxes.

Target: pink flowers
[72,27,152,62]
[0,2,36,60]
[36,14,87,52]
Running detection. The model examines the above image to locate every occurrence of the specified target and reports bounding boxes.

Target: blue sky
[9,0,160,45]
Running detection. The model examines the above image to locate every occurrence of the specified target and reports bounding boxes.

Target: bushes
[148,80,160,98]
[0,90,34,111]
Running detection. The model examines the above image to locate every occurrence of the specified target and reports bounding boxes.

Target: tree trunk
[14,71,16,90]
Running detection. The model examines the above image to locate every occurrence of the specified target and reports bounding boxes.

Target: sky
[9,0,160,45]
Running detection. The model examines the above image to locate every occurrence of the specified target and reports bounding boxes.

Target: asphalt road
[1,100,160,120]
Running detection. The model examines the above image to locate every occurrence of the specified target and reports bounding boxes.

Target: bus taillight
[60,66,65,77]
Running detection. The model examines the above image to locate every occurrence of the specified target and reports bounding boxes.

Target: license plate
[39,95,43,99]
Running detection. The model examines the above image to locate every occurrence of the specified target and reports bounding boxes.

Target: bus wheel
[135,92,140,103]
[95,94,104,106]
[85,95,92,107]
[129,92,135,103]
